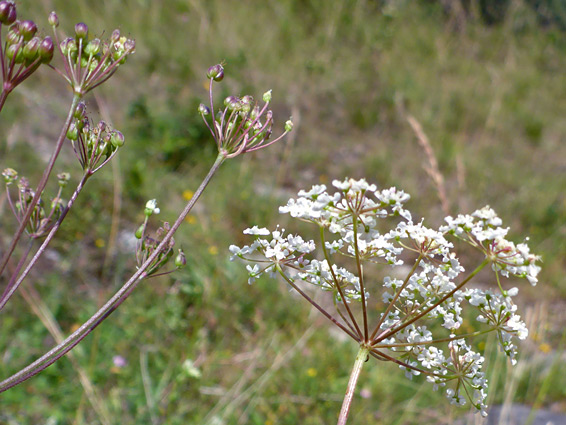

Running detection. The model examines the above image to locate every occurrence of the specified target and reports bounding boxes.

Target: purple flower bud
[110,29,120,43]
[124,38,135,53]
[22,36,40,61]
[175,249,186,268]
[5,26,20,45]
[74,102,86,119]
[198,103,210,116]
[60,37,77,56]
[0,1,16,25]
[206,64,224,82]
[74,22,88,40]
[38,36,54,63]
[224,95,240,111]
[19,20,37,41]
[110,130,125,148]
[48,11,58,27]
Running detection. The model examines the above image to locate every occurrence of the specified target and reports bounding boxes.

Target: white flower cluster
[230,178,540,416]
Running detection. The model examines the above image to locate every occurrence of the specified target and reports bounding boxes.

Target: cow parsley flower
[231,179,540,418]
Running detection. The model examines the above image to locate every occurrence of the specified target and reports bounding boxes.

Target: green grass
[1,0,566,423]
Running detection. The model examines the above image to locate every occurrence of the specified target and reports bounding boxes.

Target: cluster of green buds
[66,102,125,173]
[134,200,186,278]
[199,64,293,159]
[0,1,54,95]
[49,14,135,95]
[2,168,69,239]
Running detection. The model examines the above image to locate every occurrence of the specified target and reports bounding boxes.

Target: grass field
[1,0,565,423]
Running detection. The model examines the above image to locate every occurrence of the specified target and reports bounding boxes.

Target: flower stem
[337,344,370,425]
[0,154,225,392]
[0,94,81,279]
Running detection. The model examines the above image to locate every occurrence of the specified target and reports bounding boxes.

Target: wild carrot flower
[231,178,540,418]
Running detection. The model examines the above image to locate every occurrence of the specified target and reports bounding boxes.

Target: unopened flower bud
[110,29,120,43]
[110,130,125,148]
[74,22,88,40]
[135,224,144,239]
[74,102,86,119]
[6,43,23,63]
[19,20,37,41]
[285,119,293,132]
[39,36,54,63]
[66,123,78,141]
[224,96,239,111]
[0,1,16,25]
[175,249,186,268]
[60,37,77,56]
[2,168,18,184]
[262,90,272,103]
[22,36,40,61]
[48,11,58,27]
[84,38,101,55]
[124,38,135,53]
[57,172,71,187]
[6,26,21,45]
[206,64,224,82]
[198,103,210,116]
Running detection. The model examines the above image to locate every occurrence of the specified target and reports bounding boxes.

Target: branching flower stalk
[0,64,292,392]
[0,12,134,280]
[0,114,125,309]
[231,179,541,423]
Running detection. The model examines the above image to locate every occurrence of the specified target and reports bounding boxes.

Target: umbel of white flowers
[230,178,540,416]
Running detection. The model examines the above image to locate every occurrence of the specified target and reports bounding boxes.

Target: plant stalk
[337,344,370,425]
[0,154,225,392]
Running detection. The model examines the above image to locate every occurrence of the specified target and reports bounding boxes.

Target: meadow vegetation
[1,0,565,423]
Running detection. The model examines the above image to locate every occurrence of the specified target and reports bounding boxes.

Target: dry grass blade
[406,114,451,216]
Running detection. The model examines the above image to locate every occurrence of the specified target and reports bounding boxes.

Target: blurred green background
[1,0,566,423]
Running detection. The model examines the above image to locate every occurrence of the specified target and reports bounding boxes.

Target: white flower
[243,226,270,235]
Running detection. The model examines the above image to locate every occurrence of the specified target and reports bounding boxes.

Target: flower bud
[74,22,88,40]
[66,123,78,141]
[48,11,58,27]
[84,38,101,56]
[0,1,16,25]
[19,20,37,41]
[175,249,186,269]
[110,29,120,43]
[6,43,23,63]
[262,90,272,103]
[2,168,18,184]
[224,96,239,111]
[124,38,135,53]
[198,103,210,116]
[110,130,125,148]
[60,37,77,56]
[39,36,54,63]
[6,26,21,45]
[74,102,86,119]
[135,224,144,239]
[285,119,293,132]
[206,64,224,82]
[22,36,40,61]
[57,172,71,187]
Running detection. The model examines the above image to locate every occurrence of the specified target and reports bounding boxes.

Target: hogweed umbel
[231,178,540,423]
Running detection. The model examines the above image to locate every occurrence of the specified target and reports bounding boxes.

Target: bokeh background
[1,0,566,423]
